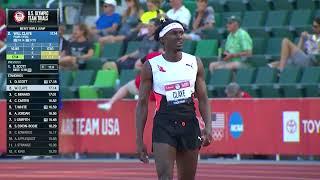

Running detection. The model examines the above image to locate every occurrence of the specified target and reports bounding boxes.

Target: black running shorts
[152,115,202,151]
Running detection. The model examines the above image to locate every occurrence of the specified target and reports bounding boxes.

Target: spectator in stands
[138,0,164,37]
[0,7,6,60]
[90,0,121,39]
[98,52,161,111]
[98,0,144,45]
[225,82,251,98]
[0,40,4,61]
[0,7,6,42]
[140,0,163,24]
[0,41,3,49]
[270,17,320,71]
[60,24,94,70]
[184,0,214,41]
[166,0,191,28]
[102,18,160,74]
[209,16,252,73]
[58,24,69,56]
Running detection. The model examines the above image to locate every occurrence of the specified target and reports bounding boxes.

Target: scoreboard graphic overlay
[6,9,59,155]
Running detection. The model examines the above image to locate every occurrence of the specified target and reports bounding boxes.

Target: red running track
[0,161,319,180]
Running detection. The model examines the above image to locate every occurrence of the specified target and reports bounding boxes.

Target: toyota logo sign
[286,119,297,134]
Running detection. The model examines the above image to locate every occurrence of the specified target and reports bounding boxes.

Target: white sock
[98,102,112,110]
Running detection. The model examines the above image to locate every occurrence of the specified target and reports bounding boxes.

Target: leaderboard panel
[6,9,59,155]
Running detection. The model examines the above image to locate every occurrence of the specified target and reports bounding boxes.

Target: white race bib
[165,81,193,105]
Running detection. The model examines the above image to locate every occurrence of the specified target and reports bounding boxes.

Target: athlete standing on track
[135,18,212,180]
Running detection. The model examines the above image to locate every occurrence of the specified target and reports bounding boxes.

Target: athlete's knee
[178,175,195,180]
[158,173,173,180]
[157,166,173,180]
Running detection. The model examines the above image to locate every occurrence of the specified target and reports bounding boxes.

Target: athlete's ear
[159,37,164,45]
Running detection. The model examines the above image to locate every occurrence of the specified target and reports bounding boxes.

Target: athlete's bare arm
[195,57,212,147]
[135,61,153,163]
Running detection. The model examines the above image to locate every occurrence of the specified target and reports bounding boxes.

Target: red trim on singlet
[153,92,163,112]
[192,93,196,110]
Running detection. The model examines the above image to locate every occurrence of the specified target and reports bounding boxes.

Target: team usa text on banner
[0,99,319,155]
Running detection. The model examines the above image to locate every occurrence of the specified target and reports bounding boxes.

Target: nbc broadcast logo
[283,111,300,142]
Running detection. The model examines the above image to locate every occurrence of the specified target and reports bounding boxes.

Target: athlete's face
[162,28,184,52]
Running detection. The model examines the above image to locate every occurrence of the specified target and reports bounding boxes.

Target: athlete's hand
[201,127,212,147]
[136,142,149,164]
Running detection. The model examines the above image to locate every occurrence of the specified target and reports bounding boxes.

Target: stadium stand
[119,69,138,87]
[260,66,301,97]
[298,67,320,97]
[225,0,247,12]
[195,39,219,67]
[247,0,271,11]
[182,39,197,54]
[85,58,104,70]
[101,42,125,61]
[79,69,118,99]
[3,0,319,99]
[207,69,233,97]
[247,67,278,97]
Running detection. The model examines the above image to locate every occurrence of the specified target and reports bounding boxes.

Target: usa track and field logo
[13,11,26,23]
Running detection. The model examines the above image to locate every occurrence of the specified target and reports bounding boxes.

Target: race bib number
[165,81,193,105]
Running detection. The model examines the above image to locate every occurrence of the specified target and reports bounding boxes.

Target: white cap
[104,0,117,6]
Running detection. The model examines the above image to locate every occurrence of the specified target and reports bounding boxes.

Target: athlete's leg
[176,149,199,180]
[153,143,176,180]
[279,38,300,71]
